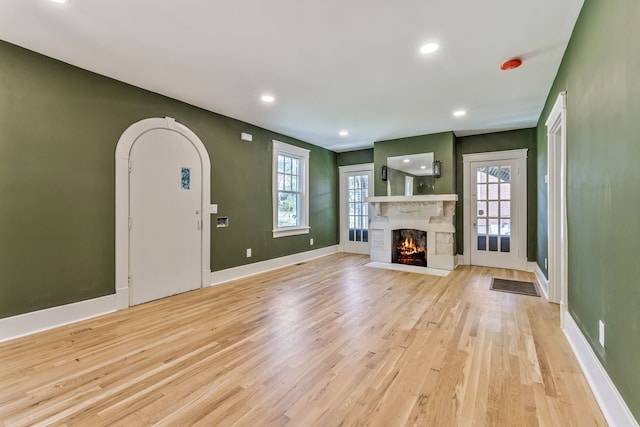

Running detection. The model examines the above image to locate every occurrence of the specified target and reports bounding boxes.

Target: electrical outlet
[544,258,548,269]
[598,320,605,347]
[246,248,252,258]
[310,238,314,246]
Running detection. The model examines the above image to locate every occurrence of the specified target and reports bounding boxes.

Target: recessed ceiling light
[50,0,69,4]
[339,130,349,137]
[453,110,466,117]
[261,95,275,103]
[403,159,411,163]
[420,43,439,54]
[420,165,427,170]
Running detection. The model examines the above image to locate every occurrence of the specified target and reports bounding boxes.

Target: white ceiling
[0,0,584,152]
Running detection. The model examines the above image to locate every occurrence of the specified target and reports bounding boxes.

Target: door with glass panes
[469,157,526,270]
[340,165,373,254]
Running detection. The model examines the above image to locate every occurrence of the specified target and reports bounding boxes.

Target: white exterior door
[464,150,527,270]
[129,128,203,305]
[339,164,374,254]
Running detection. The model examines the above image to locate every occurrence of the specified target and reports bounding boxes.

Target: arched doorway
[115,117,210,306]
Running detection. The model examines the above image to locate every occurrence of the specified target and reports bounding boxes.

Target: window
[272,140,310,238]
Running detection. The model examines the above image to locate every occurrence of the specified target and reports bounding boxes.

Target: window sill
[273,226,310,238]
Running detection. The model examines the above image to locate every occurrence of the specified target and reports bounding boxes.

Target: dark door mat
[490,278,540,297]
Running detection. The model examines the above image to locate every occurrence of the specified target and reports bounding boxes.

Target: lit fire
[398,237,424,256]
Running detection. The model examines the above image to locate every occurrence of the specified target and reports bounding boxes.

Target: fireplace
[368,194,457,271]
[392,229,427,267]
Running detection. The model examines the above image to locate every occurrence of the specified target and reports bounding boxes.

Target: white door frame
[463,149,528,270]
[546,92,568,324]
[338,163,374,253]
[115,117,211,308]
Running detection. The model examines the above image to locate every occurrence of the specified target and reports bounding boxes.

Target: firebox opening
[392,229,427,267]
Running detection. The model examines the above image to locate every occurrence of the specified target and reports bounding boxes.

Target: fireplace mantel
[366,194,458,271]
[366,194,458,203]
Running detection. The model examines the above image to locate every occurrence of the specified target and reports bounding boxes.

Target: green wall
[336,149,373,167]
[536,0,640,419]
[0,40,338,319]
[373,132,456,196]
[456,129,537,260]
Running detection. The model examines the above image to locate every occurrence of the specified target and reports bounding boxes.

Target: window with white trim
[272,140,310,238]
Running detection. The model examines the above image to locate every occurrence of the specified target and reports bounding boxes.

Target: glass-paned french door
[348,174,369,243]
[466,152,527,270]
[339,164,374,255]
[475,165,511,253]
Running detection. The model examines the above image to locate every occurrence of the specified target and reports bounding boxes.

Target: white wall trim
[455,254,464,267]
[115,117,211,307]
[0,294,118,343]
[209,245,339,286]
[0,247,339,343]
[535,263,549,300]
[547,91,568,307]
[116,286,129,310]
[563,314,639,427]
[272,140,310,238]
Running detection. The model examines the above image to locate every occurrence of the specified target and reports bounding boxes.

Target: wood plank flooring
[0,254,606,426]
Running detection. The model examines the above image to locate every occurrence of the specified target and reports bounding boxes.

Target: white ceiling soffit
[0,0,584,152]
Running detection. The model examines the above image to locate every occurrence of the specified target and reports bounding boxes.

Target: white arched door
[129,129,202,304]
[115,118,210,307]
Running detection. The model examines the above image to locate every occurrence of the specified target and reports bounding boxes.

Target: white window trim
[272,140,310,238]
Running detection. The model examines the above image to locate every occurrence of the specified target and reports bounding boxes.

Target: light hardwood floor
[0,254,606,426]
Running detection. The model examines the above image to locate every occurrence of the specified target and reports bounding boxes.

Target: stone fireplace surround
[366,195,458,271]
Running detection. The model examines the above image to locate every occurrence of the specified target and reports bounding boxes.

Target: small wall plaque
[181,167,191,190]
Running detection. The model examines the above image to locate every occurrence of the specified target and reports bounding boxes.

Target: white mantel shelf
[366,194,458,203]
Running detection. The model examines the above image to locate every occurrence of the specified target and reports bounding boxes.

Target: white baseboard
[0,247,339,343]
[456,254,464,267]
[527,261,536,272]
[535,263,549,300]
[209,245,339,286]
[563,313,639,427]
[0,294,118,343]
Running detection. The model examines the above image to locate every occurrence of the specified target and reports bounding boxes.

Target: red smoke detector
[500,58,522,70]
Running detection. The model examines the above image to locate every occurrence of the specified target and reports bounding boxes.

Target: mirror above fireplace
[385,152,436,196]
[387,152,435,176]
